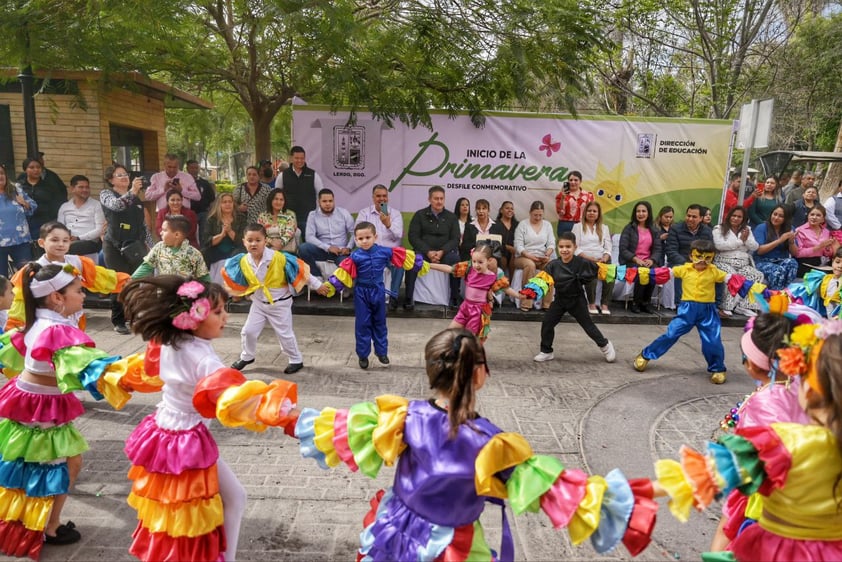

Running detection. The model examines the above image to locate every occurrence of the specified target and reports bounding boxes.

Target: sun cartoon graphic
[582,162,644,213]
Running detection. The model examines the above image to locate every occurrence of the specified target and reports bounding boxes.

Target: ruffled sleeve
[78,255,130,295]
[473,433,642,554]
[520,270,554,301]
[325,257,357,295]
[390,247,431,276]
[652,426,791,523]
[0,329,26,378]
[295,395,409,479]
[192,367,298,434]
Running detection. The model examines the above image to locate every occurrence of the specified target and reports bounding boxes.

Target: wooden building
[0,70,211,190]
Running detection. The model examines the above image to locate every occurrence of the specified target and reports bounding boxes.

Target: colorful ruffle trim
[125,414,219,474]
[0,486,53,532]
[0,519,43,560]
[0,330,25,379]
[129,521,226,562]
[0,458,68,498]
[128,465,219,503]
[0,419,88,463]
[296,395,408,478]
[653,426,791,524]
[128,492,224,537]
[193,368,298,432]
[0,378,85,424]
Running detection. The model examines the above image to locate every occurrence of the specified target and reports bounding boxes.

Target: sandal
[44,521,81,546]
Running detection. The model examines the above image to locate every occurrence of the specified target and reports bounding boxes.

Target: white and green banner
[292,106,734,232]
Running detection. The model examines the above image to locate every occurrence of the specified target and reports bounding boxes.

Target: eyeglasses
[114,173,130,178]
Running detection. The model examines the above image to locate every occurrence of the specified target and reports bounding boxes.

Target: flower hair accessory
[777,319,842,396]
[171,280,211,331]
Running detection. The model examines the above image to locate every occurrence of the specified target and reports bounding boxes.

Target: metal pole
[737,99,759,207]
[18,65,39,158]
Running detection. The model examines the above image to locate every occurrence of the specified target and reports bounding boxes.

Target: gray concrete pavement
[15,307,754,562]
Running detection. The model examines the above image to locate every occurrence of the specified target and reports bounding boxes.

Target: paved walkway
[18,307,754,562]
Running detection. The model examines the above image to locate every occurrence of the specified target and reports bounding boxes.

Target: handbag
[120,240,147,268]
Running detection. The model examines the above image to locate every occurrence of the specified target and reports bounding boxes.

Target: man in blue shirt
[298,189,355,279]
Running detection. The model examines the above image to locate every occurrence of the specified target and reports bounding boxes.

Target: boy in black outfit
[524,231,616,363]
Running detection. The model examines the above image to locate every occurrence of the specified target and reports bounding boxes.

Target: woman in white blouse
[513,201,556,311]
[713,205,763,316]
[571,201,613,314]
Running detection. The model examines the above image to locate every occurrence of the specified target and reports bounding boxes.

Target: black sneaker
[403,301,415,311]
[44,521,81,546]
[359,357,369,369]
[377,355,390,365]
[231,358,255,370]
[389,299,399,311]
[283,363,303,374]
[113,324,130,335]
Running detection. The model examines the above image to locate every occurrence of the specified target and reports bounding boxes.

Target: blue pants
[642,301,726,373]
[355,284,388,358]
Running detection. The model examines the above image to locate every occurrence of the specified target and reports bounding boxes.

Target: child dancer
[321,221,430,369]
[6,221,130,331]
[649,318,842,561]
[709,305,810,552]
[119,276,300,561]
[132,215,210,280]
[294,328,651,560]
[524,231,616,363]
[428,241,519,342]
[0,263,126,557]
[222,223,328,374]
[634,239,735,384]
[797,247,842,318]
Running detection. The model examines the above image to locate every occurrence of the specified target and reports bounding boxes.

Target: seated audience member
[258,188,298,252]
[712,206,763,317]
[155,189,199,249]
[298,189,355,279]
[571,201,613,314]
[513,200,556,311]
[490,201,518,277]
[791,185,819,229]
[57,174,105,257]
[203,192,246,285]
[753,204,797,291]
[618,201,662,314]
[791,204,840,277]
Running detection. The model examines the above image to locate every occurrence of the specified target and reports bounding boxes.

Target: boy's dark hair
[70,175,89,186]
[317,188,334,199]
[39,221,70,239]
[559,231,576,245]
[354,221,377,235]
[834,247,842,260]
[244,223,267,237]
[690,239,716,253]
[163,215,191,236]
[120,276,228,349]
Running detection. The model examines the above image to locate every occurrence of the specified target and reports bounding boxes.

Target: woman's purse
[120,240,147,269]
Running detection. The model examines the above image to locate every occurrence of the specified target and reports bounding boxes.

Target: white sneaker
[719,309,733,316]
[533,351,554,362]
[600,341,616,363]
[734,307,757,317]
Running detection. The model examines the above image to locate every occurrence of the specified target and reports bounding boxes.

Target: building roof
[0,69,212,110]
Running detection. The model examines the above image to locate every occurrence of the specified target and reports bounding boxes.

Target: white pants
[218,457,247,562]
[240,297,302,365]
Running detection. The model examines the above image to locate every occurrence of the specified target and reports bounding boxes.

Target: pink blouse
[634,226,653,260]
[793,223,833,258]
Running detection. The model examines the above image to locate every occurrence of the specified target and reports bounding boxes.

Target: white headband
[30,269,78,298]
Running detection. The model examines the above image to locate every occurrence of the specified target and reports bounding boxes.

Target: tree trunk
[821,114,842,199]
[252,110,274,163]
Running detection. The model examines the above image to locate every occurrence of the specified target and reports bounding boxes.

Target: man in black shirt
[186,159,216,246]
[274,146,323,241]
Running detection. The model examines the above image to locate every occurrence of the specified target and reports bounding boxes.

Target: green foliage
[215,181,236,194]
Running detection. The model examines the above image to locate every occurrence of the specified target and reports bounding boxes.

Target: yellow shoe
[710,372,727,384]
[633,353,648,372]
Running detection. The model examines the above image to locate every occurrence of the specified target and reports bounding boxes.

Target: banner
[292,107,734,232]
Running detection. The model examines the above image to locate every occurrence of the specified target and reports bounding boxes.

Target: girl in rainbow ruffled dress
[650,317,842,561]
[119,276,300,562]
[0,263,128,557]
[5,221,130,332]
[294,328,655,561]
[428,242,519,342]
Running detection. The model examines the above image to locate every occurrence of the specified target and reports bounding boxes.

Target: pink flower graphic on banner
[539,134,561,157]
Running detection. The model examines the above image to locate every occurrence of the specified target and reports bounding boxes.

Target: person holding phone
[145,153,201,211]
[713,205,763,317]
[355,184,404,309]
